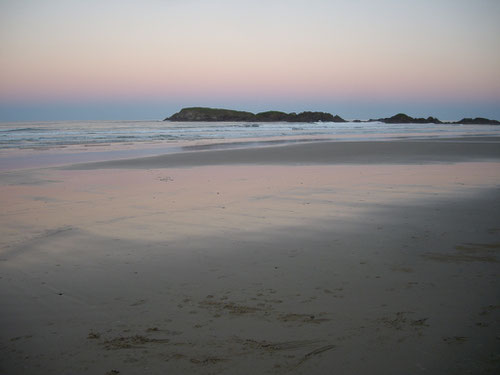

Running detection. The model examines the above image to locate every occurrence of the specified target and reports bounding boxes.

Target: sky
[0,0,499,121]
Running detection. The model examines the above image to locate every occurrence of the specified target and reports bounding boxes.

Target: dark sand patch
[422,242,500,263]
[103,335,170,350]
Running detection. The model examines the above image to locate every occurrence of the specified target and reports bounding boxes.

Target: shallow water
[1,120,499,149]
[1,120,500,171]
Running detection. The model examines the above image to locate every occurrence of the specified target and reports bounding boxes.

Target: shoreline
[2,119,500,171]
[65,136,500,170]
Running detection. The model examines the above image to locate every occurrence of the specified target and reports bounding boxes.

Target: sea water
[1,120,499,170]
[1,120,499,149]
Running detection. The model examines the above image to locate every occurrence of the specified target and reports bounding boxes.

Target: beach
[1,137,500,374]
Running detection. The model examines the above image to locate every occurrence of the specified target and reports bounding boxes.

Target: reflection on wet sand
[1,140,500,374]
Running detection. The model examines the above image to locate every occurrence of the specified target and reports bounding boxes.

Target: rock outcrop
[287,111,343,123]
[165,108,499,125]
[454,117,500,125]
[374,114,499,125]
[254,111,290,122]
[374,113,442,124]
[165,107,346,123]
[167,107,255,122]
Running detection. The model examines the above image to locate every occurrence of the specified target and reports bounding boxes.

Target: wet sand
[66,137,500,169]
[1,138,500,374]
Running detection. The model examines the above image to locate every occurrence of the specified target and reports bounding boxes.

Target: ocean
[1,120,499,170]
[2,120,500,149]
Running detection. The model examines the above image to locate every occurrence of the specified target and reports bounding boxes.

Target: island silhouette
[165,107,500,125]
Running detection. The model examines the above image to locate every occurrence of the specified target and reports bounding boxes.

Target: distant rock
[331,115,347,122]
[167,107,255,122]
[288,111,344,123]
[372,114,499,125]
[165,108,499,125]
[381,113,415,123]
[375,113,443,124]
[165,107,346,123]
[254,111,290,122]
[454,117,500,125]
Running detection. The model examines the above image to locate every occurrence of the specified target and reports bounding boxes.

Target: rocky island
[371,113,500,125]
[372,113,443,124]
[165,107,346,123]
[453,117,500,125]
[165,107,499,125]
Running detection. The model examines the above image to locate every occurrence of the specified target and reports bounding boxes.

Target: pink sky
[1,0,499,120]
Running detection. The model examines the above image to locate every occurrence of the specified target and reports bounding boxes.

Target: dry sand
[1,138,500,374]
